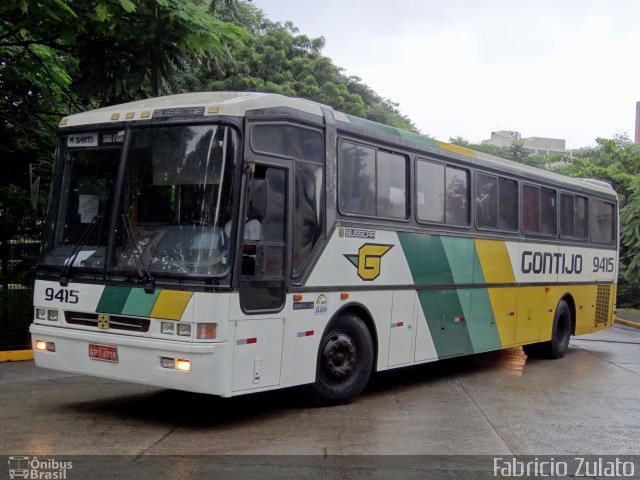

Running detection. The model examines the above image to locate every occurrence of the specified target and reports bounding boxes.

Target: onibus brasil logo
[344,244,393,281]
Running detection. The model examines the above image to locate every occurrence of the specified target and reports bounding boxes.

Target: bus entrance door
[234,164,289,392]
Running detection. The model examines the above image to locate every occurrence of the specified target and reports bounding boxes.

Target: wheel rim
[320,332,357,383]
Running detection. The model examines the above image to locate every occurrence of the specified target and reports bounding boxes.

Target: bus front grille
[64,311,151,332]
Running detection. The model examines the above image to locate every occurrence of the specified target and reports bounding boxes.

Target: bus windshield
[41,125,238,278]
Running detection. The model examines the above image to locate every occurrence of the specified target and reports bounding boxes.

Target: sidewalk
[616,310,640,329]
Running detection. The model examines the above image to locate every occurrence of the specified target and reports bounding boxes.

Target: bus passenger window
[575,195,588,239]
[523,185,557,235]
[445,166,469,226]
[560,194,575,237]
[522,185,540,232]
[377,151,406,219]
[251,124,323,163]
[475,173,517,231]
[475,173,498,228]
[591,199,615,243]
[416,159,469,226]
[540,187,557,235]
[416,161,445,223]
[293,162,323,276]
[338,143,376,216]
[338,141,407,219]
[560,193,588,239]
[498,177,518,230]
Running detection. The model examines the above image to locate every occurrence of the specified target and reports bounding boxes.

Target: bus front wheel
[523,299,572,359]
[307,312,374,406]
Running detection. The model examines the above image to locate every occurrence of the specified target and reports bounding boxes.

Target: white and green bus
[31,92,618,405]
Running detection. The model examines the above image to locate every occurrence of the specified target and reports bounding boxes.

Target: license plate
[88,343,119,363]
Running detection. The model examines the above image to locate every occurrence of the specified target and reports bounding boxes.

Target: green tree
[184,2,418,132]
[0,0,245,289]
[73,0,245,104]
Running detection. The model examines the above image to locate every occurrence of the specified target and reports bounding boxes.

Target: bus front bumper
[29,324,232,396]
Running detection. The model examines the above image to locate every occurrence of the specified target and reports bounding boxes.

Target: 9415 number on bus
[593,256,615,273]
[44,287,79,304]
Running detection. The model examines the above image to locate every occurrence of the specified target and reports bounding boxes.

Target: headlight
[47,309,59,321]
[161,322,175,335]
[177,324,191,337]
[35,308,47,320]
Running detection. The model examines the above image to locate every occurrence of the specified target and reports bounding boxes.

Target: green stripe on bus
[397,233,454,285]
[465,288,502,352]
[96,286,132,314]
[466,249,503,351]
[121,288,161,317]
[417,289,473,358]
[344,114,439,149]
[441,236,475,284]
[400,233,502,354]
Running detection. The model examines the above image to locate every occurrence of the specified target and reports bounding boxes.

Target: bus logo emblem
[97,314,110,330]
[344,244,393,281]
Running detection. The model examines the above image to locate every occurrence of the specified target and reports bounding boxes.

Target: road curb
[615,318,640,329]
[0,350,33,362]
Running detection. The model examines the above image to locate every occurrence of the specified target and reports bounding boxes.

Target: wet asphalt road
[1,324,639,478]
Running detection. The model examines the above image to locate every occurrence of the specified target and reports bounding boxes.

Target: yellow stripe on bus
[486,287,517,347]
[150,290,193,320]
[436,141,478,157]
[474,239,515,284]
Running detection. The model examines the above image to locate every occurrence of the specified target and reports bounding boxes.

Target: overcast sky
[255,0,640,149]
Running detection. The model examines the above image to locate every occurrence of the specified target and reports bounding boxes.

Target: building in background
[481,130,569,156]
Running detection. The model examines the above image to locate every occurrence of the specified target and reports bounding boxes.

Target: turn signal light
[197,323,216,339]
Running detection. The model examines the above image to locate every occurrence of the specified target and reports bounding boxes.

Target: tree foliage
[555,136,640,294]
[177,2,418,131]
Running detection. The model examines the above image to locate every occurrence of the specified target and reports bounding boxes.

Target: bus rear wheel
[307,312,374,406]
[523,299,572,359]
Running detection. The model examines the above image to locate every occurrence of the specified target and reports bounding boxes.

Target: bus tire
[307,312,374,406]
[523,300,572,359]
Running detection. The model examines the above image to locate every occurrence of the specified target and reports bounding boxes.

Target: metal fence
[0,230,41,350]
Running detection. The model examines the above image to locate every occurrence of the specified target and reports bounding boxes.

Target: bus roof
[59,91,616,198]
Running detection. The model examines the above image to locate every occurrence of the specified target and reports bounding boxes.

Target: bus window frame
[589,197,617,246]
[249,121,324,163]
[336,137,411,223]
[558,191,590,242]
[473,170,520,234]
[414,156,472,230]
[521,182,558,238]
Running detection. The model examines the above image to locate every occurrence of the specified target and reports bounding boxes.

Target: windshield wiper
[59,215,100,286]
[120,214,155,293]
